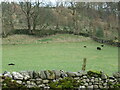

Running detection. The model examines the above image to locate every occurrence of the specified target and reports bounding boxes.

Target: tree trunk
[27,17,32,34]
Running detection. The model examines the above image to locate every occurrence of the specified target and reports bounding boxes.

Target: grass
[2,34,118,75]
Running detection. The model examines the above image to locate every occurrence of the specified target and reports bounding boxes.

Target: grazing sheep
[84,46,87,48]
[101,44,104,47]
[97,47,101,50]
[8,63,15,66]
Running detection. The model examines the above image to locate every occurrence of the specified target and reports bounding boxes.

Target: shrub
[95,27,104,38]
[2,76,27,89]
[49,77,83,89]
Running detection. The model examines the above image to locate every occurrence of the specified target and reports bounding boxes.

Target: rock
[113,72,120,78]
[79,86,85,88]
[45,70,55,80]
[30,82,36,86]
[98,78,101,81]
[36,78,42,85]
[91,79,94,83]
[4,72,12,78]
[117,78,120,82]
[16,80,22,84]
[38,84,45,88]
[93,85,98,88]
[43,80,49,84]
[27,81,31,85]
[44,86,50,89]
[103,83,107,86]
[20,71,30,80]
[12,72,23,80]
[66,72,76,77]
[84,83,88,86]
[78,70,87,75]
[40,71,47,79]
[60,70,67,78]
[33,71,39,79]
[86,79,89,82]
[101,73,107,80]
[53,70,61,79]
[74,77,80,80]
[109,76,115,79]
[75,72,82,77]
[29,79,36,82]
[82,79,86,83]
[91,77,95,79]
[88,82,92,86]
[83,76,87,79]
[28,71,34,78]
[99,85,103,89]
[87,85,93,88]
[94,78,99,82]
[109,79,114,83]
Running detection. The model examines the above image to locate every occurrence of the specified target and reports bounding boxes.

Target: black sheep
[101,44,104,47]
[8,63,15,66]
[84,46,87,48]
[97,47,101,50]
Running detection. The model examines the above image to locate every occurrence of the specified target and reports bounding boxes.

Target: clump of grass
[38,38,52,42]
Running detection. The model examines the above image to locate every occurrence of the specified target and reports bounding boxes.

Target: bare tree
[19,1,33,33]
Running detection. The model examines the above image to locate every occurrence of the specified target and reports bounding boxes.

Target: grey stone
[36,78,42,85]
[79,86,85,88]
[94,78,99,82]
[103,83,107,86]
[91,77,95,79]
[82,79,86,83]
[75,72,82,77]
[4,72,12,78]
[86,79,90,82]
[83,76,87,79]
[109,76,115,79]
[66,72,76,77]
[45,70,55,79]
[38,84,45,88]
[93,85,98,88]
[33,71,39,79]
[113,73,120,78]
[53,70,61,79]
[16,80,22,84]
[20,71,30,80]
[88,82,92,86]
[12,72,23,80]
[74,77,80,80]
[40,71,47,79]
[28,71,33,78]
[44,86,50,89]
[99,85,103,89]
[91,79,94,83]
[109,79,114,83]
[26,81,31,85]
[87,85,93,88]
[84,83,88,86]
[43,80,49,84]
[29,79,36,82]
[60,70,67,78]
[101,74,107,80]
[117,78,120,82]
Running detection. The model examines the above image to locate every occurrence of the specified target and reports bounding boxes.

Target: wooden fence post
[82,58,87,71]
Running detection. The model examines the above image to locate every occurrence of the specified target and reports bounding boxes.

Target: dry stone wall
[1,70,120,89]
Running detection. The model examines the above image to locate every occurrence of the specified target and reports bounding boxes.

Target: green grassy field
[2,34,118,75]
